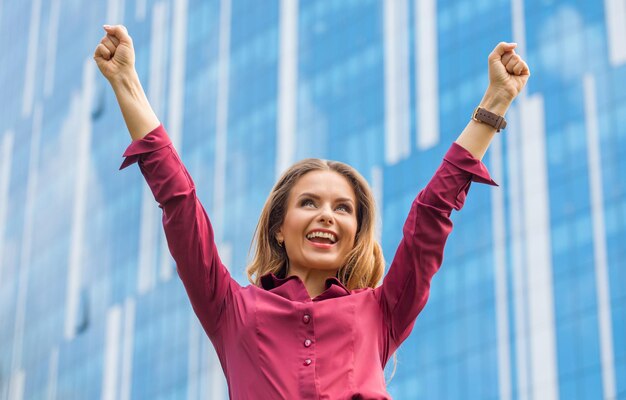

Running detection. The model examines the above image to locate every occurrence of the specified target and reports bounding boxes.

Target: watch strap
[472,107,507,132]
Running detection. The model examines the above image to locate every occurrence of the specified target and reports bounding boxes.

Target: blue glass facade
[0,0,624,399]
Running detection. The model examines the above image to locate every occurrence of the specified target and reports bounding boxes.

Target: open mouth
[305,231,338,248]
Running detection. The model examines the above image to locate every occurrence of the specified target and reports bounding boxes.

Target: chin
[306,258,342,272]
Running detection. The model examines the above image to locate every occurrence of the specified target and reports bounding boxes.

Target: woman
[94,24,529,399]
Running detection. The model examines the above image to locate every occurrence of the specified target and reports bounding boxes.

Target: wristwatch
[472,107,507,132]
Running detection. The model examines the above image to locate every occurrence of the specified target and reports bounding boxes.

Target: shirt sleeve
[375,142,497,347]
[120,124,240,337]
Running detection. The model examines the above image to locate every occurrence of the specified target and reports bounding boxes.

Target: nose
[318,204,334,225]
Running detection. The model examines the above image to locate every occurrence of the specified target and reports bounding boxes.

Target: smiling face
[276,170,358,275]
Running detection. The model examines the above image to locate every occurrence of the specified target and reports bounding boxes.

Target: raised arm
[455,42,530,160]
[376,42,529,349]
[93,24,160,141]
[94,25,239,337]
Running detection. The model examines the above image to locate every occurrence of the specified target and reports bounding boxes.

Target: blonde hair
[246,158,385,290]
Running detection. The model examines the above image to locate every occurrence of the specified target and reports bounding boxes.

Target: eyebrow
[297,192,355,205]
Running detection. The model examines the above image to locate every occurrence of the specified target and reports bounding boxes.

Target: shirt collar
[260,272,351,302]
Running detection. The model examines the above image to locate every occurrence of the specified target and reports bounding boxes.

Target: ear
[275,229,284,243]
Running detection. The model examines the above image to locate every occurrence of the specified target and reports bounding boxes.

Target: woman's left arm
[375,42,529,351]
[455,42,530,160]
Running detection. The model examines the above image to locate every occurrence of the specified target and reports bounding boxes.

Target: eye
[300,199,316,208]
[336,203,352,213]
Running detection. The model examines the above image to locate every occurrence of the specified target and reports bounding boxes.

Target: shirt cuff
[119,124,172,170]
[443,142,498,186]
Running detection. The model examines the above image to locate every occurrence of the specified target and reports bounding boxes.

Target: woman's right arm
[94,24,159,141]
[94,25,240,337]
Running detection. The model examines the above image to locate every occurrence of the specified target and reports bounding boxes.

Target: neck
[286,264,338,299]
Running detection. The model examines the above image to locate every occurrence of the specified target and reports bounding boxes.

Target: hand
[93,24,136,83]
[487,42,530,104]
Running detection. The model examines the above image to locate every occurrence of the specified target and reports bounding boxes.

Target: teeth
[306,231,337,243]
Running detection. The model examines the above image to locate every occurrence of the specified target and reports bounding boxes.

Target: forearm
[110,72,160,142]
[454,87,513,161]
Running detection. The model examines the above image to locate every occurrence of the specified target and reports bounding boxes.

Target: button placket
[301,311,313,366]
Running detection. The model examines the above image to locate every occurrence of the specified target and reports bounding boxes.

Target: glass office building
[0,0,624,398]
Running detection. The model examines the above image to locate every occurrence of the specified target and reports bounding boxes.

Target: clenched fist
[93,25,136,83]
[487,42,530,102]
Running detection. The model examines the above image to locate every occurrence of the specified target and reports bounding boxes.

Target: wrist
[480,87,514,116]
[110,70,142,98]
[108,70,160,141]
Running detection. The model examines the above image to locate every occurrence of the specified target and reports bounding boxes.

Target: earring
[277,238,284,247]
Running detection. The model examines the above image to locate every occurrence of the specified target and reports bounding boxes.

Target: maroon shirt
[120,125,496,399]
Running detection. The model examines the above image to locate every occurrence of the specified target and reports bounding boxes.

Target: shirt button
[304,339,312,347]
[303,359,312,366]
[302,314,311,324]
